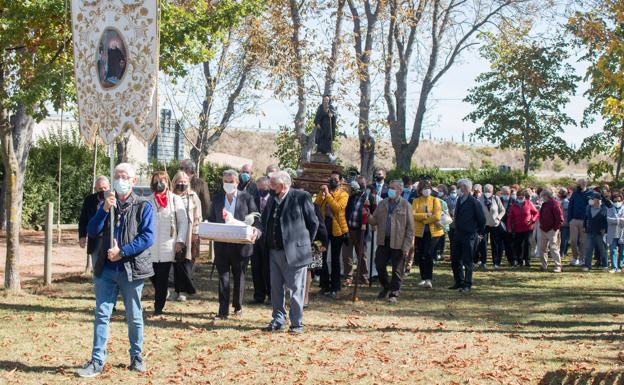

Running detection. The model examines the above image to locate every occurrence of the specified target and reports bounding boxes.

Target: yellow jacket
[314,188,349,237]
[412,195,444,238]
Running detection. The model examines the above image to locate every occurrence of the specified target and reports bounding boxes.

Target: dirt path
[0,230,87,283]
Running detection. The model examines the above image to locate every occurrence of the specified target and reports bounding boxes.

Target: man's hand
[251,228,260,243]
[175,242,185,253]
[320,185,329,196]
[426,212,433,217]
[79,237,86,249]
[103,192,116,213]
[403,250,409,257]
[108,239,122,262]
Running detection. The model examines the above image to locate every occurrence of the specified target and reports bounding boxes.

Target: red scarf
[154,191,168,208]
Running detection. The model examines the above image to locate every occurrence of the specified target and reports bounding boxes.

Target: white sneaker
[418,280,427,287]
[176,292,187,302]
[609,269,617,274]
[423,280,433,289]
[582,267,590,272]
[570,259,578,266]
[575,260,583,266]
[166,289,171,300]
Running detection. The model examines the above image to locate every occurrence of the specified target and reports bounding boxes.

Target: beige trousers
[568,219,586,260]
[538,229,562,269]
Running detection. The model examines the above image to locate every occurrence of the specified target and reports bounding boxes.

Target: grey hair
[484,184,494,193]
[541,188,555,199]
[223,169,239,180]
[457,178,473,191]
[180,159,196,174]
[473,183,483,192]
[256,176,270,185]
[114,163,136,178]
[266,164,280,175]
[94,175,110,186]
[389,179,404,190]
[501,185,511,194]
[269,171,292,188]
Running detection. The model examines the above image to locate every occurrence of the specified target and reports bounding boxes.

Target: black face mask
[97,190,106,201]
[375,176,384,183]
[259,189,270,198]
[175,183,187,192]
[269,189,278,197]
[152,181,166,193]
[328,179,339,190]
[358,183,366,190]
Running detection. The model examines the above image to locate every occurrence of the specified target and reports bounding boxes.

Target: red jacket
[539,199,564,232]
[507,200,539,233]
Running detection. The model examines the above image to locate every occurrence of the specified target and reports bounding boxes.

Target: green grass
[1,260,623,385]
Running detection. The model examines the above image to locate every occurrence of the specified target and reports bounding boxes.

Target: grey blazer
[260,189,319,268]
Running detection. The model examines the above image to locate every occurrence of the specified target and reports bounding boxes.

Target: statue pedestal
[294,162,344,195]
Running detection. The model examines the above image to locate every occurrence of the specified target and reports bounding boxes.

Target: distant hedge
[386,166,538,190]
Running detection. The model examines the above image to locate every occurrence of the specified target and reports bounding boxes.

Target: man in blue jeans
[76,163,155,378]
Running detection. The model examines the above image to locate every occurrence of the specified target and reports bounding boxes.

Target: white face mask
[223,183,237,195]
[615,202,623,209]
[484,192,493,199]
[421,189,431,197]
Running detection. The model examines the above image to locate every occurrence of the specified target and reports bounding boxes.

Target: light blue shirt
[224,191,238,215]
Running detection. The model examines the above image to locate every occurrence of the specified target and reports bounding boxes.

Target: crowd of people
[74,160,620,377]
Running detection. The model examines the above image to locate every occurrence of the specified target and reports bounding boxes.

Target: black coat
[259,189,319,268]
[453,195,486,237]
[314,204,329,248]
[208,191,260,262]
[79,193,102,254]
[368,182,389,200]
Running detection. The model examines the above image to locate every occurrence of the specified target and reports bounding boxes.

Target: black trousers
[435,234,446,257]
[150,262,172,313]
[417,232,440,281]
[451,233,477,288]
[174,259,196,295]
[321,234,344,292]
[503,230,515,265]
[513,231,532,266]
[216,256,249,316]
[477,225,505,266]
[251,243,271,303]
[375,241,405,297]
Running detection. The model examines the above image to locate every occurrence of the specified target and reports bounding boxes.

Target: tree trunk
[523,138,531,177]
[615,121,624,182]
[323,0,346,97]
[1,105,34,293]
[289,0,310,166]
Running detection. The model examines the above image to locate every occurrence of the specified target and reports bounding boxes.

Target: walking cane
[369,229,374,287]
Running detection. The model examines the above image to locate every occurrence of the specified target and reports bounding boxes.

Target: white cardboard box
[198,222,254,244]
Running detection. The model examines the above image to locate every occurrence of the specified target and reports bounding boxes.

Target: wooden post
[44,202,53,285]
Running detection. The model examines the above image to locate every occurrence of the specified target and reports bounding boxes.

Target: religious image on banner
[97,29,127,88]
[71,0,159,145]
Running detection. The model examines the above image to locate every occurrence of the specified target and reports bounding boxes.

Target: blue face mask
[240,173,251,183]
[403,188,411,194]
[387,189,397,199]
[113,178,132,195]
[449,192,457,199]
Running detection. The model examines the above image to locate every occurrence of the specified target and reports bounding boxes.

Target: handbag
[440,211,453,226]
[309,243,324,271]
[175,245,187,262]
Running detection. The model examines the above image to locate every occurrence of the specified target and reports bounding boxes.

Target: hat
[590,192,601,200]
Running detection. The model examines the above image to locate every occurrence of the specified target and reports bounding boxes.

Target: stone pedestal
[294,162,350,195]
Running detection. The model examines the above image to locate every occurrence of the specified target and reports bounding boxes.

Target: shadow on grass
[537,369,624,385]
[0,360,71,374]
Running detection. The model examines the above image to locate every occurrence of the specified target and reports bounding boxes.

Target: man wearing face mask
[79,176,111,271]
[477,184,506,270]
[567,178,593,266]
[208,170,261,319]
[450,179,486,293]
[367,180,414,302]
[582,192,609,271]
[251,176,272,304]
[77,163,155,377]
[261,171,319,333]
[368,168,389,201]
[314,171,349,298]
[345,175,374,285]
[238,164,258,197]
